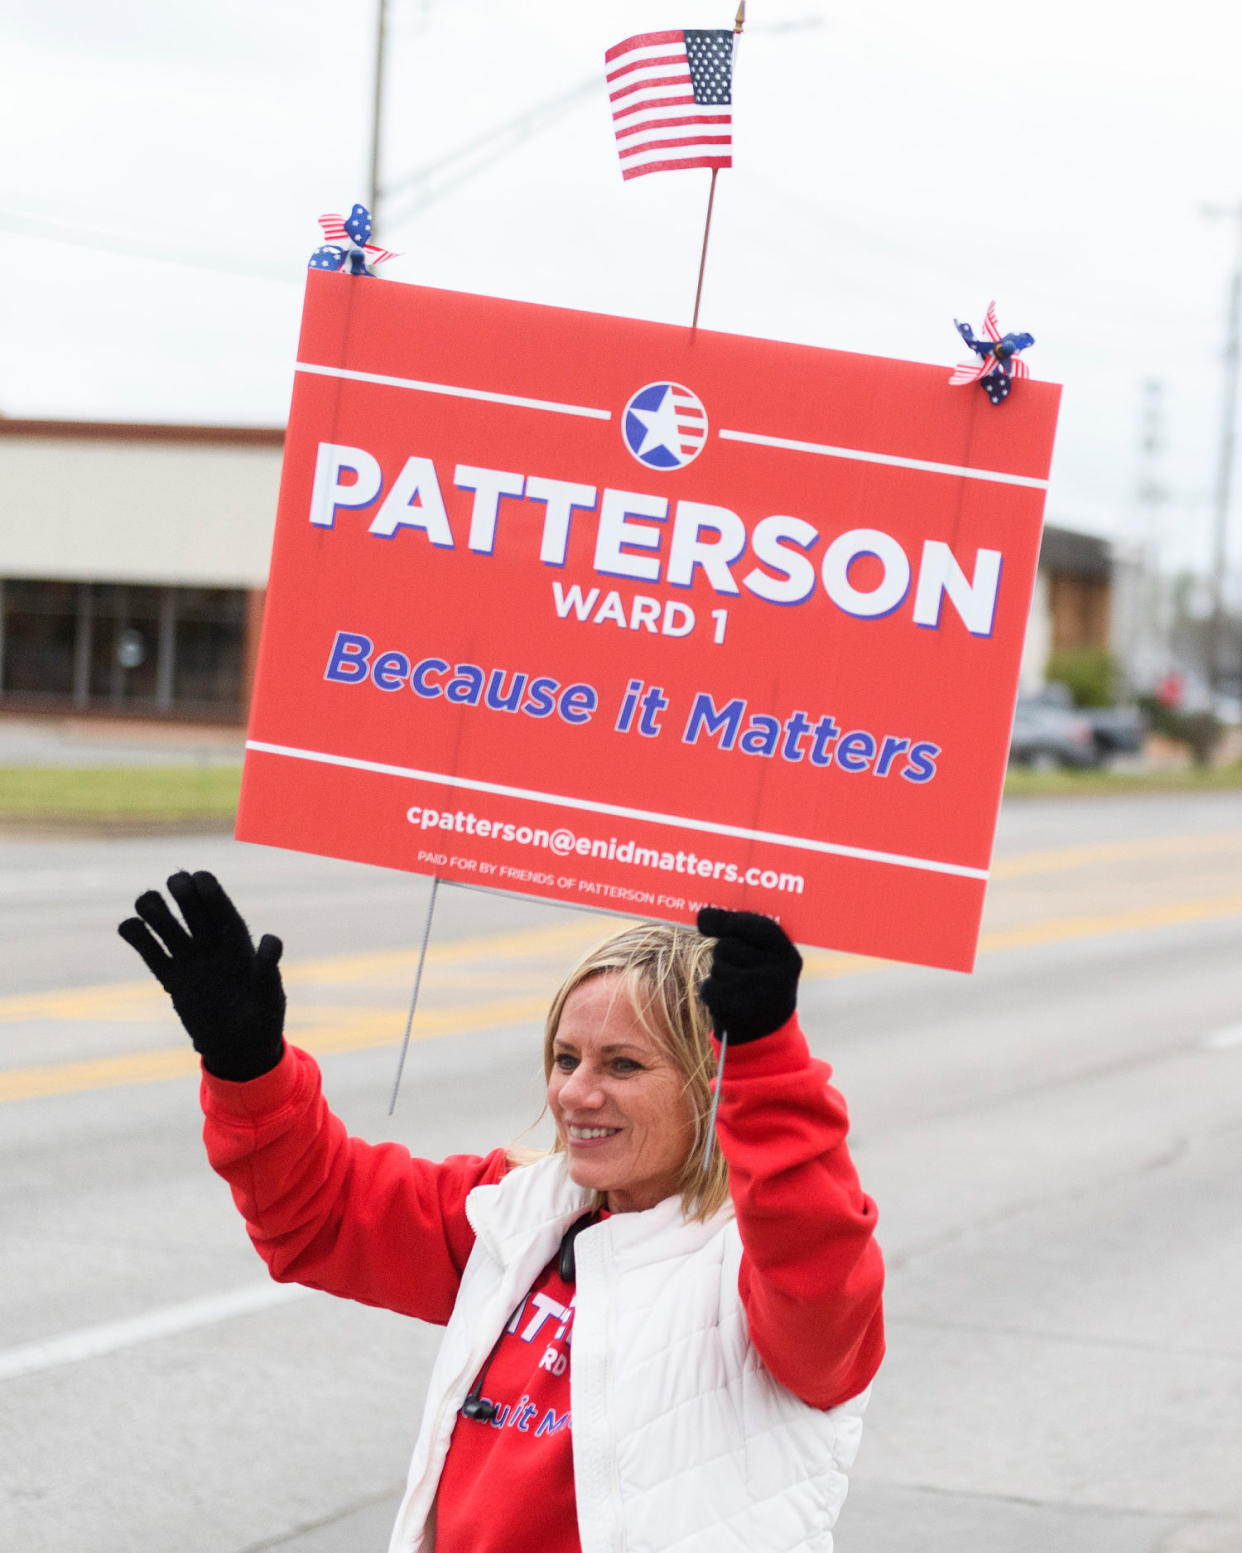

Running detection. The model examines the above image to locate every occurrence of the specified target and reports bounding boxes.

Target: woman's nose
[559,1065,603,1109]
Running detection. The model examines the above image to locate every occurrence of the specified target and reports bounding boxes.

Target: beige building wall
[0,423,282,586]
[1020,569,1053,693]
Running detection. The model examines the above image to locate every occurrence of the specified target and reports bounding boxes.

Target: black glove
[118,870,286,1082]
[696,907,802,1044]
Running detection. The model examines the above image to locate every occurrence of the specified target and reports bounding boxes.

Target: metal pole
[1123,380,1165,703]
[700,1030,727,1172]
[368,0,388,225]
[388,875,440,1115]
[689,8,744,332]
[73,583,93,709]
[155,587,176,712]
[690,169,719,331]
[1204,204,1242,695]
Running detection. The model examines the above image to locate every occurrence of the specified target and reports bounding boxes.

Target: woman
[119,871,884,1553]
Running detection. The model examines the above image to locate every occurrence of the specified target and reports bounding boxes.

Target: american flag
[606,29,733,181]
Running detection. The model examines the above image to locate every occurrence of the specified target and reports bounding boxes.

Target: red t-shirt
[435,1253,580,1553]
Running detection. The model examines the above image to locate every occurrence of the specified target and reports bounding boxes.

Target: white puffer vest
[386,1154,869,1553]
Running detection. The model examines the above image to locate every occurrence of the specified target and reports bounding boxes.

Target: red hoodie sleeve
[200,1044,507,1323]
[713,1016,885,1410]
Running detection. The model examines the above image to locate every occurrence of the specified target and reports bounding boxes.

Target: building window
[0,578,254,719]
[0,579,78,699]
[85,583,164,707]
[172,588,247,708]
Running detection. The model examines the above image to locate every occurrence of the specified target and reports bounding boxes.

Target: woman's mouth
[566,1124,621,1145]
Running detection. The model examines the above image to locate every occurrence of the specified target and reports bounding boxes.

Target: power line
[376,17,827,227]
[381,77,600,226]
[0,209,295,283]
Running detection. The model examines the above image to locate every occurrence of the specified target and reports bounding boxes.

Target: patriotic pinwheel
[307,203,399,276]
[949,302,1034,405]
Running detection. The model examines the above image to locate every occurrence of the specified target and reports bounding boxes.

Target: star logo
[621,382,709,470]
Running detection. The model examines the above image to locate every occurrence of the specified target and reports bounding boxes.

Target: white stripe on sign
[244,740,990,881]
[717,427,1050,489]
[1201,1023,1242,1050]
[295,361,611,421]
[0,1281,309,1382]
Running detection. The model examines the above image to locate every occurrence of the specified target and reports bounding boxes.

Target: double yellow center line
[3,830,1241,1104]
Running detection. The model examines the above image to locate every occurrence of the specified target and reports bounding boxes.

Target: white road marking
[0,867,123,900]
[1201,1023,1242,1050]
[0,1280,310,1382]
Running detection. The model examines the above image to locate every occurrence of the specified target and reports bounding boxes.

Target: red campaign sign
[237,271,1060,970]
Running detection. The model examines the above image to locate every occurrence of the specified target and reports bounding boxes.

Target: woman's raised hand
[696,908,803,1044]
[118,871,286,1082]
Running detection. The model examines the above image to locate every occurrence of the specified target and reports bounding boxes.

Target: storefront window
[86,584,164,707]
[173,589,247,709]
[0,578,251,719]
[0,580,78,699]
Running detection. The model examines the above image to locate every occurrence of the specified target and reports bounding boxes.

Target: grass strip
[0,759,1239,827]
[1003,761,1242,798]
[0,765,242,822]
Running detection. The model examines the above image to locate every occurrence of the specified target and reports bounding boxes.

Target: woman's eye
[612,1058,641,1074]
[553,1053,577,1072]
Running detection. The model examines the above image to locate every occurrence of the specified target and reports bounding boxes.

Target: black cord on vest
[459,1210,597,1424]
[557,1210,596,1283]
[460,1390,500,1423]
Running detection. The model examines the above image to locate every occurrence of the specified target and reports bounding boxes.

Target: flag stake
[691,169,719,331]
[701,1030,728,1171]
[388,875,440,1114]
[690,4,744,332]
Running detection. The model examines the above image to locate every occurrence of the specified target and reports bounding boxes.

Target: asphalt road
[2,790,1240,1553]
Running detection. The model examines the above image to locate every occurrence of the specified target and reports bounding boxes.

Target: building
[0,419,282,722]
[1019,524,1115,693]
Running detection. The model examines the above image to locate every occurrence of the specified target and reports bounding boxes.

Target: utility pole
[1203,203,1242,696]
[368,0,388,226]
[1124,379,1167,700]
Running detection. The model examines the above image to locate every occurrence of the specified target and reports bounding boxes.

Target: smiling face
[547,972,696,1214]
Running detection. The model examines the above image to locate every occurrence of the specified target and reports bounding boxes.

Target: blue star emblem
[622,382,709,470]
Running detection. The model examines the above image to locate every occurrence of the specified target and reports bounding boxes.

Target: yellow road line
[802,950,887,978]
[5,831,1237,1024]
[0,983,168,1022]
[975,891,1242,952]
[301,995,549,1055]
[0,1048,201,1101]
[0,995,552,1103]
[4,891,1241,1104]
[283,915,627,987]
[990,829,1242,879]
[0,916,627,1023]
[803,892,1242,974]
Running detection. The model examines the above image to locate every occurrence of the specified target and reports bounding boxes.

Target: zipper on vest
[599,1225,630,1550]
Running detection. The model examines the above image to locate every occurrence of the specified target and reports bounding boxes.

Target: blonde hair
[540,920,729,1221]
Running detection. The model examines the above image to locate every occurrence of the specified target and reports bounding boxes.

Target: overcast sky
[2,0,1239,581]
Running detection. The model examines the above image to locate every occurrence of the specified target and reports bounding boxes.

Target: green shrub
[1136,698,1224,767]
[1045,647,1119,709]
